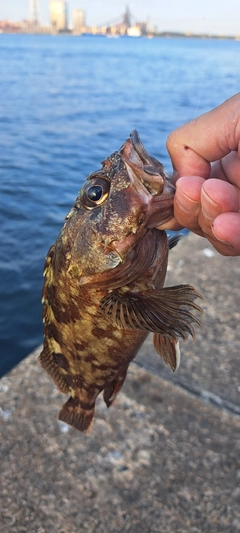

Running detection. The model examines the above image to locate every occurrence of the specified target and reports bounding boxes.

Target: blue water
[0,34,239,377]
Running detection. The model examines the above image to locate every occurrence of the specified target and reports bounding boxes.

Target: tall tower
[123,5,131,28]
[30,0,41,26]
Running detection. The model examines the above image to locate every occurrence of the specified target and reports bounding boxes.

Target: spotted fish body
[40,131,202,433]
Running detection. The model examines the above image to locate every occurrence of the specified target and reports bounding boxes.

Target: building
[73,9,85,34]
[49,0,68,32]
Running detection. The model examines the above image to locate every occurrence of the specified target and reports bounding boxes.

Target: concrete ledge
[1,233,240,532]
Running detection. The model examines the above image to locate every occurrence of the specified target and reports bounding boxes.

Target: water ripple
[0,34,240,376]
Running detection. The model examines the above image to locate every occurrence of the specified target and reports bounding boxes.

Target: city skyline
[0,0,240,36]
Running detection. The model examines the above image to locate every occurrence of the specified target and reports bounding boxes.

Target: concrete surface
[1,232,240,533]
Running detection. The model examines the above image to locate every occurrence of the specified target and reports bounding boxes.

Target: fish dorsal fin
[101,284,203,342]
[153,334,181,371]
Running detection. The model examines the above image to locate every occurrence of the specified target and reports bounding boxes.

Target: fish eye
[81,177,110,209]
[87,185,103,201]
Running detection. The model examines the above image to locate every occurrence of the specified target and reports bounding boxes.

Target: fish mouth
[121,130,175,227]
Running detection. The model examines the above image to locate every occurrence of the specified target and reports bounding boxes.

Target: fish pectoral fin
[58,397,94,434]
[101,284,203,340]
[153,333,181,371]
[168,234,182,250]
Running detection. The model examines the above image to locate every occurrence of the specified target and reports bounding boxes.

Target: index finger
[166,93,240,179]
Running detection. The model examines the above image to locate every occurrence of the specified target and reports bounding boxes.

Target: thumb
[166,94,240,177]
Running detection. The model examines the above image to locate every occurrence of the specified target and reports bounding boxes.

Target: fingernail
[175,186,200,214]
[201,189,221,220]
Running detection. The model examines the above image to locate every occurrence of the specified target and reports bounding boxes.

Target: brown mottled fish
[39,131,202,433]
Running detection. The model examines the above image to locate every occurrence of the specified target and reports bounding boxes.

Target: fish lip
[130,130,165,176]
[148,187,175,227]
[121,132,175,226]
[121,132,166,197]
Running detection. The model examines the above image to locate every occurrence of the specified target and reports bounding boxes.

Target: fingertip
[202,179,239,213]
[174,177,203,217]
[176,176,205,202]
[173,176,205,231]
[212,212,240,255]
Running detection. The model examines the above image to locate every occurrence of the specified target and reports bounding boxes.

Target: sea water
[0,34,239,376]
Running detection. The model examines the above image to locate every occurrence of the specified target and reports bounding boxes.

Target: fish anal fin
[103,371,127,407]
[39,347,69,394]
[58,397,94,434]
[153,333,181,371]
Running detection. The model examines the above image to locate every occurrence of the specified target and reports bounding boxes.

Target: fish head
[59,131,175,283]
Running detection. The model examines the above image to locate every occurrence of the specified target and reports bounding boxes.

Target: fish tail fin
[58,397,94,434]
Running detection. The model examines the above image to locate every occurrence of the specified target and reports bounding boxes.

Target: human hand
[160,94,240,256]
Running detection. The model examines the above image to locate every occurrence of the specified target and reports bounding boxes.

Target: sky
[1,0,240,36]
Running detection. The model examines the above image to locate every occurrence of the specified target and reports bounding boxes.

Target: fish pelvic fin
[58,397,94,434]
[103,370,128,407]
[153,334,181,371]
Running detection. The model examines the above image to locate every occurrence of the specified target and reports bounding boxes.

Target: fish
[39,130,202,434]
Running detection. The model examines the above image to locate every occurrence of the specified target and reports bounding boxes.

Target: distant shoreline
[0,31,239,41]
